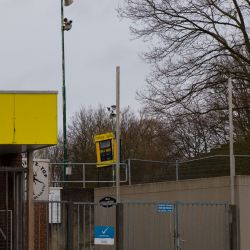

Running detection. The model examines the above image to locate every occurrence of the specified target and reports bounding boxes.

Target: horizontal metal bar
[178,155,230,164]
[74,202,118,205]
[0,167,28,172]
[52,180,127,183]
[129,159,174,164]
[122,200,175,204]
[33,200,68,203]
[122,200,228,205]
[179,201,228,205]
[233,155,250,157]
[49,163,127,166]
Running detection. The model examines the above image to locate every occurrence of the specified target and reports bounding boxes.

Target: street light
[107,105,116,186]
[61,0,73,187]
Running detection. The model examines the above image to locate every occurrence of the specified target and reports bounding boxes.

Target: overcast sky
[1,0,150,130]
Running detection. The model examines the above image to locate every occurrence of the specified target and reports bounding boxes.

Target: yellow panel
[0,94,14,144]
[96,138,117,167]
[94,132,115,142]
[14,94,57,144]
[96,142,101,163]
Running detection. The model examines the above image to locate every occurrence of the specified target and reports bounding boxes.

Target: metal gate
[122,201,229,250]
[0,167,27,250]
[32,200,230,250]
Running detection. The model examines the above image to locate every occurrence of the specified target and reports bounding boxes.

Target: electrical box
[94,132,116,168]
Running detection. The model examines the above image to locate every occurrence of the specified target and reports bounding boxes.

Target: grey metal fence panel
[122,201,176,250]
[74,202,117,250]
[122,201,229,250]
[32,200,231,250]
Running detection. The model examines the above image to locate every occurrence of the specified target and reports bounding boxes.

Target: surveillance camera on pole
[63,18,73,31]
[108,113,116,119]
[64,0,73,7]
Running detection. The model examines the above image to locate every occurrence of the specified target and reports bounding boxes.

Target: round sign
[99,197,116,207]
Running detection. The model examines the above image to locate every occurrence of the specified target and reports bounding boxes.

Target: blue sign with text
[158,204,173,212]
[94,226,114,245]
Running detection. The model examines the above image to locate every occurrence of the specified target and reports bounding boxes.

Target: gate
[33,200,230,250]
[122,201,229,250]
[0,167,26,250]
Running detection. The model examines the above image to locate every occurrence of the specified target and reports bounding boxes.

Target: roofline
[0,90,58,94]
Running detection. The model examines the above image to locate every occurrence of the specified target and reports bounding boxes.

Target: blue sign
[158,204,173,212]
[94,226,114,245]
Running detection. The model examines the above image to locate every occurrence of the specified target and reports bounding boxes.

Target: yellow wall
[0,93,57,145]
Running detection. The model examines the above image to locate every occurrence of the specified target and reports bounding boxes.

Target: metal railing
[49,162,127,187]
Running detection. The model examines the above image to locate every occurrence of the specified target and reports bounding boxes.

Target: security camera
[111,105,116,110]
[63,18,73,31]
[108,113,116,119]
[64,24,72,31]
[107,107,110,111]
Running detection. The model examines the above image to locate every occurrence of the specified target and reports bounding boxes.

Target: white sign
[49,188,62,223]
[22,158,49,200]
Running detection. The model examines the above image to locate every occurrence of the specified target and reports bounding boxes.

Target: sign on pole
[94,226,114,245]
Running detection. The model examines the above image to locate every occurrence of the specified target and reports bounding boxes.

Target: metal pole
[14,173,18,250]
[27,150,34,250]
[83,164,85,188]
[61,0,68,187]
[98,168,100,188]
[229,77,234,205]
[176,160,178,181]
[128,158,131,185]
[6,172,8,250]
[112,117,115,187]
[116,66,120,203]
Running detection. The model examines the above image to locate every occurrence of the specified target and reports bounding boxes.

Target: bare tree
[118,0,250,117]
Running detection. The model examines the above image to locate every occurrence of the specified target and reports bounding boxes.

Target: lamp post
[107,105,116,187]
[61,0,73,187]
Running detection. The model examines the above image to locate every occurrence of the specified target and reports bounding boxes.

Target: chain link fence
[128,155,250,185]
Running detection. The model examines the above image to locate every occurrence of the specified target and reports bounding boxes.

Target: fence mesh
[0,211,12,250]
[129,155,250,185]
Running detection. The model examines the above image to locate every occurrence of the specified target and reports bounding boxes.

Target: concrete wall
[95,176,250,250]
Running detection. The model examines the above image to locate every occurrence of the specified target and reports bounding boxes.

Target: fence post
[229,205,238,250]
[176,160,178,181]
[67,202,74,249]
[116,203,124,250]
[83,164,85,188]
[128,159,131,185]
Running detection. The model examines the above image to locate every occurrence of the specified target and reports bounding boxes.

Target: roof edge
[0,90,58,94]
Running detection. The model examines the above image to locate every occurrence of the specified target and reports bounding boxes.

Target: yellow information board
[0,91,57,153]
[94,132,116,167]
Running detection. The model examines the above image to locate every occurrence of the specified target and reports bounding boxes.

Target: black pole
[98,168,99,188]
